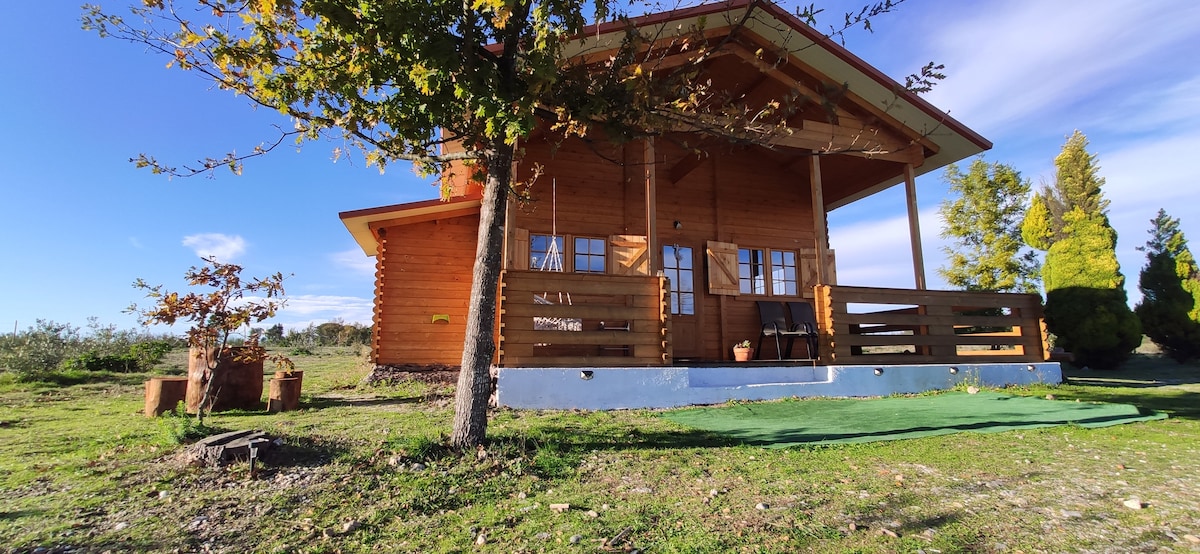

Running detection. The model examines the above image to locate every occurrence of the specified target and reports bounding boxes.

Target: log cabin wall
[511,136,828,361]
[374,214,480,365]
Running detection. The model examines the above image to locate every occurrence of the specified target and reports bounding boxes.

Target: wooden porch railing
[498,271,671,367]
[813,285,1050,364]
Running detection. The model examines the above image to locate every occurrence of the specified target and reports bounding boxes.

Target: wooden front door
[663,243,701,359]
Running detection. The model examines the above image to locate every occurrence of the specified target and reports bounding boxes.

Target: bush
[0,320,80,377]
[62,352,138,372]
[0,319,184,380]
[1045,287,1142,369]
[1041,211,1141,369]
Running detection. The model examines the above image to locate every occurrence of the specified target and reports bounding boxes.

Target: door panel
[664,243,701,359]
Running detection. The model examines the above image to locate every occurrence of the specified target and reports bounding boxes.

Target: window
[738,248,766,295]
[530,234,564,271]
[772,250,798,295]
[663,245,695,315]
[573,237,606,273]
[734,246,800,296]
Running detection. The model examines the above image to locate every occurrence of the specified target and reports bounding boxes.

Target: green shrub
[0,320,80,377]
[1135,211,1200,362]
[1041,211,1141,369]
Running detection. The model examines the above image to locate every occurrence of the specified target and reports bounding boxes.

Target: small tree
[130,257,289,422]
[1022,131,1139,368]
[938,157,1040,294]
[1135,209,1200,362]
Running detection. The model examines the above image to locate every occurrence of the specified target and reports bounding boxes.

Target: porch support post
[903,163,927,290]
[809,154,828,284]
[644,138,658,272]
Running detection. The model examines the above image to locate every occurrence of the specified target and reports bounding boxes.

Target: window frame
[572,236,607,274]
[736,246,801,297]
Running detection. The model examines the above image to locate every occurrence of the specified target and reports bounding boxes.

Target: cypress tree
[1135,210,1200,362]
[1022,131,1141,369]
[938,158,1040,293]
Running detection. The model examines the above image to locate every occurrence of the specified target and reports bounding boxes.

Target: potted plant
[732,340,754,362]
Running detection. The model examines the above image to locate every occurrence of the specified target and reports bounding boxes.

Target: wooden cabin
[340,0,1051,373]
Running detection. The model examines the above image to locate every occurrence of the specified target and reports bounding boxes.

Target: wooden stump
[186,347,265,413]
[144,376,188,417]
[267,377,301,412]
[273,370,303,391]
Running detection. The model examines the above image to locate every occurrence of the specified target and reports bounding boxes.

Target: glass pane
[677,247,692,269]
[680,271,693,292]
[590,256,605,273]
[680,293,695,315]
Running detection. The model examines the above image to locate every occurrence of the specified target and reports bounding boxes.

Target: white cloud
[182,233,247,261]
[921,0,1200,135]
[331,248,378,277]
[277,294,374,326]
[828,207,951,290]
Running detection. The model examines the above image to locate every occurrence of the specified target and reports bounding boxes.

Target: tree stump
[186,347,265,413]
[181,429,272,467]
[267,377,301,412]
[144,376,188,417]
[273,370,303,391]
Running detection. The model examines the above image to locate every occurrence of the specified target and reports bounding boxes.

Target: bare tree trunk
[450,145,512,448]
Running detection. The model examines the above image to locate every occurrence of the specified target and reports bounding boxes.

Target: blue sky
[1,0,1197,334]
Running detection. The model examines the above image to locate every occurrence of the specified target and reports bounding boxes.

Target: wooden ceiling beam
[665,115,923,165]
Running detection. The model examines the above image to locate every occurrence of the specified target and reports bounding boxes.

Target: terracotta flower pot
[733,347,754,362]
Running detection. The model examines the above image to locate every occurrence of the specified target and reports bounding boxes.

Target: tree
[1021,131,1139,369]
[1135,209,1200,362]
[86,0,919,447]
[129,257,290,422]
[937,157,1039,293]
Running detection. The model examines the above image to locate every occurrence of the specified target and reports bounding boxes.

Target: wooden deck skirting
[814,285,1050,364]
[499,271,671,367]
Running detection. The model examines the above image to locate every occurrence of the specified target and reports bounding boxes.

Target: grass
[1,347,1198,553]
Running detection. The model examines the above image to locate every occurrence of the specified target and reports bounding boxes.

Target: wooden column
[809,155,829,285]
[903,163,927,290]
[644,138,658,272]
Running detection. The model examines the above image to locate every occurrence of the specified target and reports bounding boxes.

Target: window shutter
[513,228,530,270]
[799,247,837,287]
[826,249,837,285]
[799,247,818,287]
[706,240,740,296]
[610,235,649,275]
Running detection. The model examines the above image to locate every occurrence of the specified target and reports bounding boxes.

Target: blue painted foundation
[496,362,1063,410]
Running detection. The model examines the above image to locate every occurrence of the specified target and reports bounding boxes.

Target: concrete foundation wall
[496,363,1063,410]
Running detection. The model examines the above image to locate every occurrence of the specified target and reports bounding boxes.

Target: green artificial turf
[661,391,1166,448]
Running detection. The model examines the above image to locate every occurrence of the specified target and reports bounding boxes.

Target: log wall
[374,213,480,365]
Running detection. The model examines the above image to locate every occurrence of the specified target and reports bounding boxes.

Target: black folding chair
[756,301,805,360]
[786,301,820,360]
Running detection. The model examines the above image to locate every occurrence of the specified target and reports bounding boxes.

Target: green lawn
[2,348,1198,553]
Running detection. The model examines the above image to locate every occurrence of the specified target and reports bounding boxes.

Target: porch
[496,271,1051,368]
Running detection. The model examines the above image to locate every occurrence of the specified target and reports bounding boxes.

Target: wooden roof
[565,0,990,208]
[340,195,482,256]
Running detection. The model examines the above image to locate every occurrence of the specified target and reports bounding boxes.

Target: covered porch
[495,272,1061,409]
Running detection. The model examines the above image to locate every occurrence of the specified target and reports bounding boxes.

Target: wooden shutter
[825,249,837,285]
[799,247,837,287]
[610,235,649,275]
[706,240,740,296]
[513,228,530,270]
[799,247,818,288]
